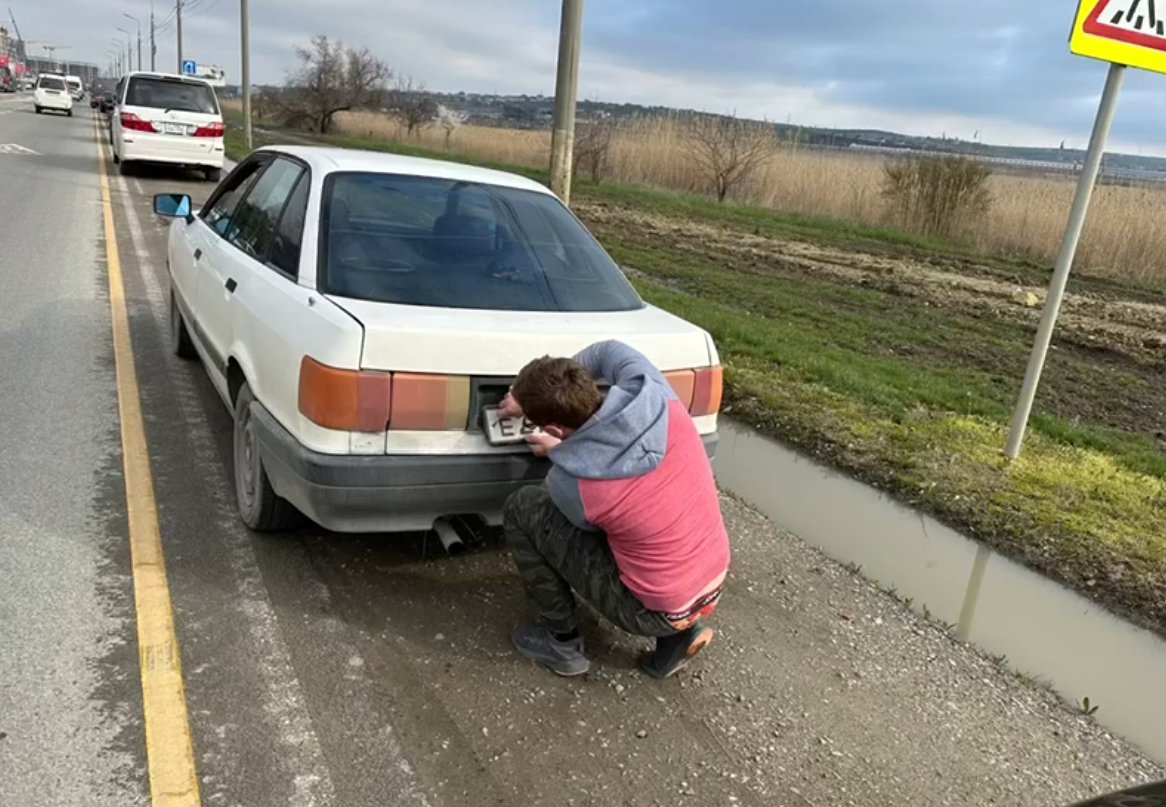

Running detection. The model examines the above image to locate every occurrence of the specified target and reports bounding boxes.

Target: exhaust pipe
[432,517,466,557]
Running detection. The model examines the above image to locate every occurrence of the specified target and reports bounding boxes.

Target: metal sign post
[1003,63,1124,459]
[1004,0,1166,460]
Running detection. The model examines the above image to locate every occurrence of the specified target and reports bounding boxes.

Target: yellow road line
[94,117,202,806]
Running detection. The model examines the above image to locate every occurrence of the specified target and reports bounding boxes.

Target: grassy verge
[223,119,1166,637]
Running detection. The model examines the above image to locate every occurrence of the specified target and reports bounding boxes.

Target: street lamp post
[110,40,125,75]
[124,14,142,75]
[117,27,133,72]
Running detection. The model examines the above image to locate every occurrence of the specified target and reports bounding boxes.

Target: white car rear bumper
[119,132,225,169]
[36,96,72,111]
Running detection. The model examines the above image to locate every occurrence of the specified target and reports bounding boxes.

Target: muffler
[432,517,467,557]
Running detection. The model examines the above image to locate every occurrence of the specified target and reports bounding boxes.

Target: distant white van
[65,75,83,100]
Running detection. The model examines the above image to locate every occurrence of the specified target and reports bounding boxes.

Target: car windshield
[125,76,218,114]
[320,172,644,313]
[39,77,65,91]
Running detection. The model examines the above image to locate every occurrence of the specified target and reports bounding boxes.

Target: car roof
[124,70,214,86]
[254,145,555,196]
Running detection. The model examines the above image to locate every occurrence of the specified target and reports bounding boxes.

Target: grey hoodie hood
[546,341,677,481]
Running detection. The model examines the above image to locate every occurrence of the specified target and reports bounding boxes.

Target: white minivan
[34,74,74,116]
[112,71,225,181]
[65,75,84,101]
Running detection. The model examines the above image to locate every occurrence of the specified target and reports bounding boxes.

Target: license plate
[162,122,188,135]
[482,406,542,446]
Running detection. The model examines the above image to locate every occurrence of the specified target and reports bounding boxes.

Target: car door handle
[193,248,202,261]
[225,278,237,293]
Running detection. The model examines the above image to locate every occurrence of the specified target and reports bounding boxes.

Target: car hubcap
[237,413,255,508]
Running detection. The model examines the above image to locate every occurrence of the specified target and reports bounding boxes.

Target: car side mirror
[154,193,193,222]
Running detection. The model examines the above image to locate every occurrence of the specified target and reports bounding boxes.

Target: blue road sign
[181,59,197,76]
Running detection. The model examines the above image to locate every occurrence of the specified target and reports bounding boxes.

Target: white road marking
[0,143,40,155]
[117,170,432,806]
[115,173,339,807]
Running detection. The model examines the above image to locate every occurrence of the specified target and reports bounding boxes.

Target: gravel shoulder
[313,496,1162,807]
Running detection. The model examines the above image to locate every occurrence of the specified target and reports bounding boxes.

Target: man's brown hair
[511,356,603,430]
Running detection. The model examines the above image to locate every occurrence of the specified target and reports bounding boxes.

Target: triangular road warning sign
[1083,0,1166,51]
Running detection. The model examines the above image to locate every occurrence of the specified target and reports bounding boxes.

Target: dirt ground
[349,497,1162,806]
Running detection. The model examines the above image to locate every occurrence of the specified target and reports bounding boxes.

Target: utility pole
[548,0,584,205]
[175,0,183,72]
[241,0,252,150]
[150,0,156,70]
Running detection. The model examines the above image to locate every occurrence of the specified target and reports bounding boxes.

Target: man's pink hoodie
[544,341,730,613]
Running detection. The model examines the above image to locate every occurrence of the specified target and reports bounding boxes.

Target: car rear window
[124,76,219,115]
[39,77,65,91]
[319,172,644,313]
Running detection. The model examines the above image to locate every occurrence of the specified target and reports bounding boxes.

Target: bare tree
[279,35,391,134]
[435,103,469,149]
[572,114,616,184]
[684,113,778,203]
[389,74,438,137]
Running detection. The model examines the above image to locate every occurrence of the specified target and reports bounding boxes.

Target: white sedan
[153,146,723,535]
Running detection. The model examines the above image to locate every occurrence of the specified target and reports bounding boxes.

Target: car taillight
[297,358,471,432]
[120,112,157,133]
[298,357,392,432]
[388,373,470,430]
[193,121,224,138]
[664,366,723,416]
[691,366,723,416]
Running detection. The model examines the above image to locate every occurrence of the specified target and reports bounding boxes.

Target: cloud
[14,0,1166,153]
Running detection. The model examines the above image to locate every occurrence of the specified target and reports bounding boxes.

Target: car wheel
[66,109,72,117]
[204,167,222,183]
[34,106,41,114]
[118,159,133,176]
[233,382,300,532]
[170,290,197,360]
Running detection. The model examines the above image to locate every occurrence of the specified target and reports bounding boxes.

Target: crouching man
[499,340,730,679]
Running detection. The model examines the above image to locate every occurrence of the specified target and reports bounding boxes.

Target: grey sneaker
[511,621,591,677]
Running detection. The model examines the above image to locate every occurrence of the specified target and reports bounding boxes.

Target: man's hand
[525,428,562,458]
[497,389,523,420]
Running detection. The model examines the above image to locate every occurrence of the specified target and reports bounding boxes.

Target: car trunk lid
[324,296,714,377]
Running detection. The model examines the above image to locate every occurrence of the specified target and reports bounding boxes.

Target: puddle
[712,418,1166,764]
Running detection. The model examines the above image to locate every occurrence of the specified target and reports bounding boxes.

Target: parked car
[33,73,73,116]
[152,146,723,535]
[112,70,225,180]
[65,74,83,101]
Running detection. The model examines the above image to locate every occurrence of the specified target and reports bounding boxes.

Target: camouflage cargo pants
[503,485,679,639]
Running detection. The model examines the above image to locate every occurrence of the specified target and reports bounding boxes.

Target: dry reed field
[231,96,1166,283]
[334,110,1166,283]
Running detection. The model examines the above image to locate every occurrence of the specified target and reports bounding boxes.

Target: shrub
[882,155,993,238]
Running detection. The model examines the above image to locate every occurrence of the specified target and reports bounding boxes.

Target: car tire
[119,159,133,176]
[204,167,222,183]
[233,382,300,532]
[34,106,41,114]
[66,109,72,117]
[170,290,197,360]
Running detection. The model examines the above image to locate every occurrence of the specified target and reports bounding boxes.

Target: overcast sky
[15,0,1166,154]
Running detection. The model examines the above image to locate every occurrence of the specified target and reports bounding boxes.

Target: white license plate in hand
[482,406,541,446]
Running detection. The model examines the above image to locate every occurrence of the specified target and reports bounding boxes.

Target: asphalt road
[0,99,1161,807]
